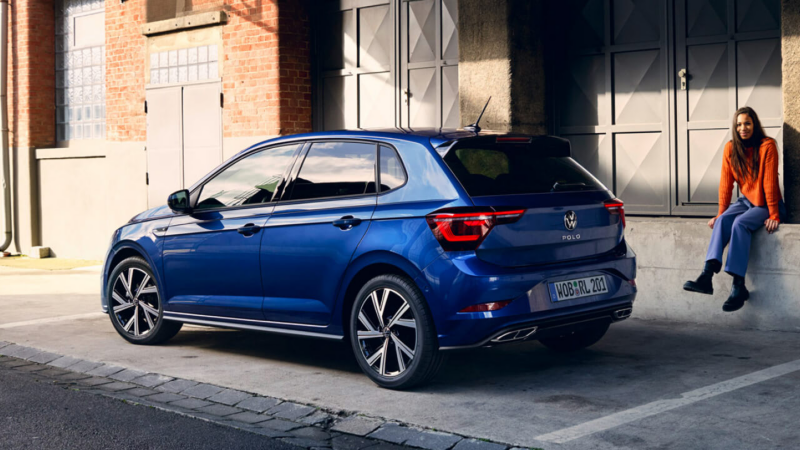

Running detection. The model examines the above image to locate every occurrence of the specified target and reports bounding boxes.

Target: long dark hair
[730,106,767,182]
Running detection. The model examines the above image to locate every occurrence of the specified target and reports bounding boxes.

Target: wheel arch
[103,241,162,312]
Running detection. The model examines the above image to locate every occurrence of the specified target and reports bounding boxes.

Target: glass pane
[379,146,406,192]
[290,142,376,201]
[195,144,300,210]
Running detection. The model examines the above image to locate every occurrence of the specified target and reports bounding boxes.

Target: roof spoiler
[435,135,572,158]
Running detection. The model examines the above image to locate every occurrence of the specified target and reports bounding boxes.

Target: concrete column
[782,0,800,223]
[457,0,547,134]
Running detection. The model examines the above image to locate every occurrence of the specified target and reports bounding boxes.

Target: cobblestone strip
[0,344,516,450]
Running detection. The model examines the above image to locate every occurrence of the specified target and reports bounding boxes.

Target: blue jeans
[705,197,786,277]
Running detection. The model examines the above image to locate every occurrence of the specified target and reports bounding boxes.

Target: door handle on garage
[333,216,362,230]
[237,223,261,236]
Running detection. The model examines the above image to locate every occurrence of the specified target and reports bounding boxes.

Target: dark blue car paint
[101,129,637,348]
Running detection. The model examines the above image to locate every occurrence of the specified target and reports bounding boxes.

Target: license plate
[551,275,609,302]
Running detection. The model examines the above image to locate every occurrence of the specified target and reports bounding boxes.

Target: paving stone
[259,418,305,432]
[368,443,413,450]
[108,369,148,382]
[235,396,281,413]
[0,341,10,350]
[97,382,138,392]
[27,352,61,364]
[169,398,214,410]
[1,359,33,368]
[36,368,74,378]
[56,371,92,381]
[451,440,506,450]
[48,356,82,369]
[207,388,252,406]
[16,364,49,373]
[402,430,461,450]
[146,392,187,403]
[368,425,419,445]
[194,404,242,417]
[66,360,103,374]
[331,434,379,450]
[86,364,125,377]
[281,437,332,449]
[131,373,174,388]
[77,376,115,387]
[125,387,160,398]
[246,426,292,439]
[157,378,198,394]
[225,411,272,425]
[180,383,225,399]
[4,345,40,359]
[290,426,335,441]
[333,416,385,436]
[300,411,335,426]
[266,401,315,420]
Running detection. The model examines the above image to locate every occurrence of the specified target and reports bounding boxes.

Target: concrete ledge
[141,11,228,36]
[36,147,106,160]
[626,217,800,332]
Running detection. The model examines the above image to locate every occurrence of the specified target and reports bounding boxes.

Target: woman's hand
[764,218,779,234]
[707,217,716,229]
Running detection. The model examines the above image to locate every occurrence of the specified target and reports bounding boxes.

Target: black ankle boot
[723,275,749,312]
[683,260,720,295]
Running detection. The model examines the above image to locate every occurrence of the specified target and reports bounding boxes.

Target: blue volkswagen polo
[101,129,637,389]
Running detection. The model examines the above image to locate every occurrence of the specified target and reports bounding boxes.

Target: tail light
[459,300,512,313]
[604,198,625,229]
[426,207,525,251]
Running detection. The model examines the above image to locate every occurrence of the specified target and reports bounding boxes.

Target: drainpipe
[0,0,10,253]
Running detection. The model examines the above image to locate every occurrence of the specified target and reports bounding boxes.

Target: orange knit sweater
[718,138,782,222]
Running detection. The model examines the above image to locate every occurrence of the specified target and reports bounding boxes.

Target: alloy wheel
[111,267,160,337]
[356,288,418,377]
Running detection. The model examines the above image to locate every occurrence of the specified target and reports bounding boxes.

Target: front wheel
[349,275,444,389]
[538,321,610,352]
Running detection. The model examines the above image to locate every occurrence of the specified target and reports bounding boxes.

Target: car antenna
[463,97,491,133]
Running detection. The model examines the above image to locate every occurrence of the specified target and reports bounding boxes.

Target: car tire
[538,321,610,352]
[107,256,182,345]
[349,274,444,390]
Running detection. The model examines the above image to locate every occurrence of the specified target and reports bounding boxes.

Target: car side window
[195,143,300,211]
[379,145,406,192]
[288,142,376,201]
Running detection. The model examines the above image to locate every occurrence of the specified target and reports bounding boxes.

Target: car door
[260,141,378,325]
[162,143,302,320]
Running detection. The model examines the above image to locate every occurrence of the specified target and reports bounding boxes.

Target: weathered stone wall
[782,0,800,223]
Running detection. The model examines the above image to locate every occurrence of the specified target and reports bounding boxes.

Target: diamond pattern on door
[567,134,611,188]
[409,68,437,127]
[736,0,780,33]
[359,72,393,128]
[737,39,782,121]
[568,0,604,49]
[687,0,727,37]
[614,50,663,124]
[688,43,729,121]
[688,129,729,203]
[409,0,435,63]
[359,5,392,69]
[615,132,666,208]
[442,65,459,128]
[442,0,459,60]
[613,0,661,45]
[561,55,607,127]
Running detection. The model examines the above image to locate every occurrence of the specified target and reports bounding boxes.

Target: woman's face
[737,113,754,140]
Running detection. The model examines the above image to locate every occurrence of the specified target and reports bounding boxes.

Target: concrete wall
[782,0,800,223]
[627,218,800,332]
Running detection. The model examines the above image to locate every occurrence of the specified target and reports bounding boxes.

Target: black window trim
[188,141,306,214]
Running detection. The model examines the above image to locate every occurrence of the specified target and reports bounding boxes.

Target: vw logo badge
[564,211,577,231]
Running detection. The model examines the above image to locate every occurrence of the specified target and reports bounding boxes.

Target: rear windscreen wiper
[551,182,589,192]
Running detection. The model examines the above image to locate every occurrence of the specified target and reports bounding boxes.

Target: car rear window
[443,145,605,197]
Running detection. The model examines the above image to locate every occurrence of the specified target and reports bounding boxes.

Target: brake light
[426,208,525,251]
[604,198,625,228]
[459,300,512,313]
[496,137,532,143]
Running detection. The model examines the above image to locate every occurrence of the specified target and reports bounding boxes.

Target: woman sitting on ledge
[683,106,787,312]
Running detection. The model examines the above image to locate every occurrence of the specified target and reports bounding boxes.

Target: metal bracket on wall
[144,101,148,114]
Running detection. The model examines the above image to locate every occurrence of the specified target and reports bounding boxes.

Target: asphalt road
[0,365,298,450]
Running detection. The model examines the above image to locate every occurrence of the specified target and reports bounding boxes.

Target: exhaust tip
[491,326,538,343]
[613,307,632,320]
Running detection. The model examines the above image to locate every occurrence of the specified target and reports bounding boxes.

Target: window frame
[189,141,305,213]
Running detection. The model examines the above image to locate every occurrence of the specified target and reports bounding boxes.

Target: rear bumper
[421,240,637,348]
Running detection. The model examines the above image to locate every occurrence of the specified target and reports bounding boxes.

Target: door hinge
[144,101,148,114]
[146,172,149,185]
[220,93,224,108]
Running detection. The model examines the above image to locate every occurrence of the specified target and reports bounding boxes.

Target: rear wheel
[538,321,610,352]
[349,275,443,389]
[107,257,182,345]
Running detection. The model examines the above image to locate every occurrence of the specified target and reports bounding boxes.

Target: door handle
[332,215,362,230]
[678,68,687,90]
[237,223,261,236]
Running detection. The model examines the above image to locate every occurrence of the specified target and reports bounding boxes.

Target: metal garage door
[315,0,459,131]
[552,0,782,216]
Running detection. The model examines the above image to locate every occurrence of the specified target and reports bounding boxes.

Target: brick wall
[106,0,147,142]
[276,0,311,135]
[8,0,56,148]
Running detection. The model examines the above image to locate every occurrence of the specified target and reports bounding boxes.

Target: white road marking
[0,312,105,329]
[536,358,800,444]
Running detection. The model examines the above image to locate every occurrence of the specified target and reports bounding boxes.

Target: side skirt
[163,312,344,340]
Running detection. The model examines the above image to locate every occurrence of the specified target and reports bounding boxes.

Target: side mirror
[167,189,192,214]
